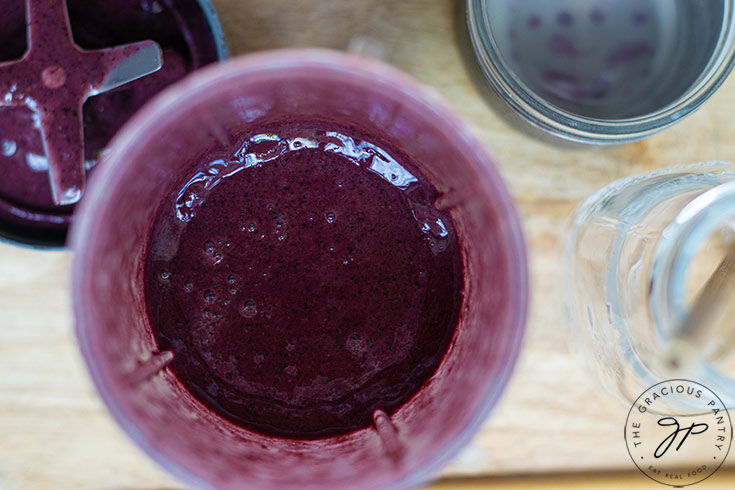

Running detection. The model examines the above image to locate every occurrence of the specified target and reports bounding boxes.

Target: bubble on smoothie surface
[1,140,17,157]
[239,299,257,318]
[25,153,49,172]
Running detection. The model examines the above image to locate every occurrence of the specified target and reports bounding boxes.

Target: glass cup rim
[650,172,735,342]
[466,0,735,145]
[647,168,735,407]
[70,48,529,489]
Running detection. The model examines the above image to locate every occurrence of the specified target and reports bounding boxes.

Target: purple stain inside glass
[557,11,574,27]
[509,27,517,40]
[631,11,649,25]
[543,70,611,100]
[527,15,541,29]
[543,70,579,92]
[548,34,581,57]
[606,41,655,68]
[590,8,606,24]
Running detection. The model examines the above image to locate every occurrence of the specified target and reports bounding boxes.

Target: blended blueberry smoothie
[145,122,463,438]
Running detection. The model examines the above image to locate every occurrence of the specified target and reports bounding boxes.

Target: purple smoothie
[145,122,463,438]
[0,0,222,245]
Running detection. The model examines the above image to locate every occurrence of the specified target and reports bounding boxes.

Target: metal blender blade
[0,0,163,206]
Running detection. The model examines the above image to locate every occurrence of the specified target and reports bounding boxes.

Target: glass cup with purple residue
[467,0,735,144]
[70,49,528,489]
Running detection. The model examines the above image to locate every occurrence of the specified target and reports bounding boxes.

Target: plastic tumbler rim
[71,48,529,490]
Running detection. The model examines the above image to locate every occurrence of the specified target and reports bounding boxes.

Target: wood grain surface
[1,0,735,488]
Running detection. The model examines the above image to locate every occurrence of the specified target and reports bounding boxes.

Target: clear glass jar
[564,162,735,409]
[466,0,735,144]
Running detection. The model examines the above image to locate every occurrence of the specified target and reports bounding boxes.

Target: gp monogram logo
[625,380,732,486]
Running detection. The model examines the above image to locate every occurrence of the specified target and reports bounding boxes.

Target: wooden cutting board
[1,0,734,488]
